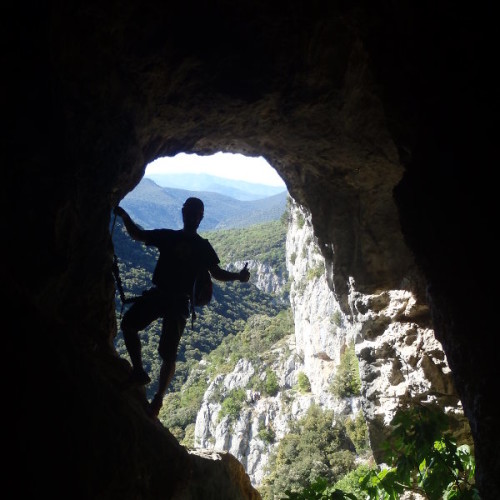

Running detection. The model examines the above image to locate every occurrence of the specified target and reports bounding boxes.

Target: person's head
[182,197,204,231]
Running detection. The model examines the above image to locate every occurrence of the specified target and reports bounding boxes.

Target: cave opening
[144,152,286,200]
[111,150,292,454]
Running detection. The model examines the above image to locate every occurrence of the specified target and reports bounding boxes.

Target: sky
[145,152,286,187]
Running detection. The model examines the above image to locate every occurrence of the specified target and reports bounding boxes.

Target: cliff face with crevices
[6,1,497,497]
[194,200,467,488]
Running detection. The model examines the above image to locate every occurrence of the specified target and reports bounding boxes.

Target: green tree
[218,388,246,422]
[297,372,311,393]
[261,404,356,499]
[359,404,479,499]
[286,404,479,500]
[344,410,369,453]
[258,422,276,444]
[330,343,361,398]
[264,369,279,397]
[285,478,357,500]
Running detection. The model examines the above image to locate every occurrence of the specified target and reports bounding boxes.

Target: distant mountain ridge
[145,172,286,201]
[121,178,288,230]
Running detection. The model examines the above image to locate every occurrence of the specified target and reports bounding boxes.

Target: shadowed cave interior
[7,1,497,498]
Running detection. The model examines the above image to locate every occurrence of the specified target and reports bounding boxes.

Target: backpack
[190,268,213,327]
[193,268,213,307]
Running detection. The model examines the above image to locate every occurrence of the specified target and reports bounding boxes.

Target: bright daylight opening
[143,152,286,202]
[146,152,285,187]
[112,150,292,488]
[117,150,288,229]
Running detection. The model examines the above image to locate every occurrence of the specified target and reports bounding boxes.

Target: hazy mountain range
[120,177,288,230]
[144,172,286,201]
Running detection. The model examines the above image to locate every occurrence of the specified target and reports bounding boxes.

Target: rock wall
[231,259,287,300]
[194,199,466,487]
[195,202,352,485]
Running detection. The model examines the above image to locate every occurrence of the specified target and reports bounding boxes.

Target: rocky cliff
[194,199,467,488]
[232,259,287,301]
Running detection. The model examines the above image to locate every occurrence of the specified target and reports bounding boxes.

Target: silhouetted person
[113,197,250,417]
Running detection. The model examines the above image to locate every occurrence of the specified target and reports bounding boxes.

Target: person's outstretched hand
[239,262,250,282]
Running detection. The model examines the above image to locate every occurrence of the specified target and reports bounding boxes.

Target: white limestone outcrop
[193,199,464,486]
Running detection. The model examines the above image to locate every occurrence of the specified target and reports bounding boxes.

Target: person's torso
[145,229,218,296]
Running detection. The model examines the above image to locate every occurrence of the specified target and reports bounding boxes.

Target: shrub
[296,213,305,229]
[330,310,343,327]
[258,422,276,444]
[345,410,370,453]
[358,404,479,499]
[297,372,311,393]
[330,343,361,398]
[218,388,246,422]
[306,264,324,281]
[181,424,195,448]
[264,369,279,397]
[285,477,357,499]
[333,465,374,497]
[287,405,479,500]
[261,404,356,498]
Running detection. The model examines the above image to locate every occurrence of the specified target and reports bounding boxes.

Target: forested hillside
[111,216,289,397]
[203,217,288,280]
[120,178,288,230]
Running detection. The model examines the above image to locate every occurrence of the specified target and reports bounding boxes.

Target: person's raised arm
[209,262,250,283]
[113,206,147,242]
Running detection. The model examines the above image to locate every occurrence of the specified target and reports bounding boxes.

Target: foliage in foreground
[281,404,479,500]
[260,404,357,499]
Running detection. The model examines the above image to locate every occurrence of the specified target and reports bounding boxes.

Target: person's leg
[149,312,187,416]
[120,290,163,385]
[122,326,150,384]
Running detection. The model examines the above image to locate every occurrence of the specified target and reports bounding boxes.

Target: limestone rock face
[287,202,352,394]
[350,286,466,457]
[194,200,466,488]
[231,259,287,299]
[195,203,356,486]
[7,1,497,498]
